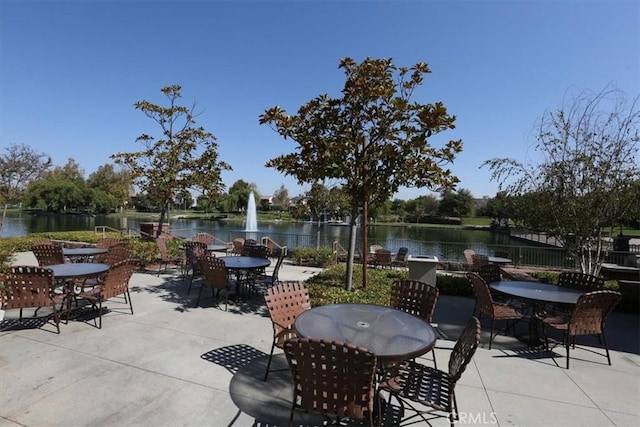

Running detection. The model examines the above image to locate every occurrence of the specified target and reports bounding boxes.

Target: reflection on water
[2,211,525,261]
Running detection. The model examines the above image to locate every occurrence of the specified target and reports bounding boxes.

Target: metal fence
[189,230,572,269]
[160,227,637,270]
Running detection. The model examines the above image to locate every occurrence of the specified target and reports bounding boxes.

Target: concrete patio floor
[1,252,639,426]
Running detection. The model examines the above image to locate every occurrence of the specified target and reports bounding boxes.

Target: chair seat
[493,303,525,320]
[537,312,570,328]
[76,286,105,303]
[380,360,452,412]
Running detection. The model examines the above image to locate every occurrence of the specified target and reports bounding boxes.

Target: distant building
[259,195,273,210]
[473,196,490,212]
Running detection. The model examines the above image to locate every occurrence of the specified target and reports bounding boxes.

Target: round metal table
[47,263,110,279]
[490,281,584,347]
[62,247,108,262]
[219,256,270,272]
[294,303,437,363]
[205,244,229,253]
[219,256,271,298]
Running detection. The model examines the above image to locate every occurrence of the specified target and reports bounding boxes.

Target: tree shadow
[128,273,271,317]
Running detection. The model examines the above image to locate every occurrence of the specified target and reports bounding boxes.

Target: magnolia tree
[483,87,640,274]
[260,57,462,290]
[112,85,231,237]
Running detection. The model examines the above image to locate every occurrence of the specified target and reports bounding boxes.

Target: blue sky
[1,0,638,201]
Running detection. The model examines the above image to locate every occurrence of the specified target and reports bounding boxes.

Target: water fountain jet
[245,192,258,232]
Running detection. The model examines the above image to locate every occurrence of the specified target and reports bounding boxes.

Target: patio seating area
[1,251,639,426]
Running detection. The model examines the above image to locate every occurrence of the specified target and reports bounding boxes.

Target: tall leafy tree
[25,178,86,212]
[406,194,439,222]
[228,180,259,212]
[111,85,231,236]
[0,143,52,236]
[483,87,640,274]
[87,163,132,210]
[261,57,462,289]
[438,188,474,218]
[271,184,290,210]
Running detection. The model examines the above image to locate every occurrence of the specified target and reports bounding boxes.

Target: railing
[261,236,287,256]
[158,227,631,270]
[95,225,129,236]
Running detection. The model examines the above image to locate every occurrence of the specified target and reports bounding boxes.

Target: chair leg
[66,295,72,325]
[264,339,276,382]
[431,348,437,369]
[51,303,60,334]
[126,289,134,315]
[196,283,204,305]
[489,319,495,350]
[602,333,612,366]
[97,299,103,329]
[187,274,195,294]
[565,335,571,369]
[288,401,296,427]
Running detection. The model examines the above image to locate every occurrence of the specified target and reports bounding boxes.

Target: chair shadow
[201,344,348,426]
[0,315,57,333]
[129,274,271,317]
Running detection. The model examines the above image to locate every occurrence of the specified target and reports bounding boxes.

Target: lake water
[1,211,534,263]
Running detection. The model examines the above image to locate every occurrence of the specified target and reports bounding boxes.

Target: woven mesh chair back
[100,259,138,299]
[448,316,481,382]
[394,247,409,263]
[96,243,131,265]
[247,244,271,259]
[198,255,228,290]
[568,290,622,336]
[390,279,439,322]
[477,264,502,285]
[32,244,64,266]
[194,233,214,246]
[557,272,605,291]
[155,237,170,260]
[467,273,494,317]
[264,282,311,339]
[472,254,489,268]
[241,239,257,256]
[283,338,377,424]
[184,241,207,271]
[232,238,245,255]
[2,266,57,310]
[369,244,383,254]
[374,249,393,267]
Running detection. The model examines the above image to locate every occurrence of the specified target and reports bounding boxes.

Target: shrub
[0,232,184,267]
[291,246,335,267]
[435,273,473,297]
[305,265,473,306]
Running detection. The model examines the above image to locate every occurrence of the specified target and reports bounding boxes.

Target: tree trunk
[345,203,359,291]
[0,203,7,237]
[361,198,368,289]
[156,202,168,238]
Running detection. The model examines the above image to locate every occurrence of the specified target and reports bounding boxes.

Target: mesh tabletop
[294,303,436,362]
[47,263,110,279]
[219,256,270,270]
[490,281,584,305]
[62,248,108,257]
